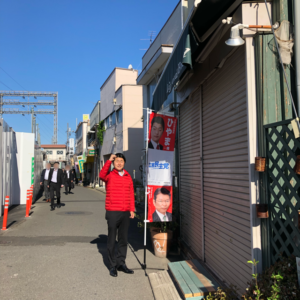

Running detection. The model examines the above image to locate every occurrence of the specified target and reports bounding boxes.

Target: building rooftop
[41,144,67,149]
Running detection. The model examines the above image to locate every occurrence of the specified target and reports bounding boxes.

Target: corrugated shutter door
[202,47,251,290]
[179,88,202,259]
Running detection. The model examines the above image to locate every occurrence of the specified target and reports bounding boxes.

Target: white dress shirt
[66,170,70,179]
[151,139,160,150]
[52,169,58,183]
[118,170,124,177]
[156,210,169,222]
[45,169,50,180]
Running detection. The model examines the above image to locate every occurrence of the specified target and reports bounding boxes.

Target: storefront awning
[151,0,242,111]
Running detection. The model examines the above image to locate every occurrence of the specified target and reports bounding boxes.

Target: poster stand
[142,108,151,270]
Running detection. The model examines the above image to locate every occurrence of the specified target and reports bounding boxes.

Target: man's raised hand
[109,154,116,162]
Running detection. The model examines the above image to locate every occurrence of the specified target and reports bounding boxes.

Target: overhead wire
[0,67,27,90]
[35,115,55,143]
[0,81,13,90]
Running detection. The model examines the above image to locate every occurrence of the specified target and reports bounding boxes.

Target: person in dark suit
[148,116,164,150]
[152,187,172,222]
[47,162,65,211]
[64,165,74,195]
[40,163,52,203]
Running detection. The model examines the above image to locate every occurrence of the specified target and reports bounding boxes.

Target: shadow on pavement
[90,234,110,270]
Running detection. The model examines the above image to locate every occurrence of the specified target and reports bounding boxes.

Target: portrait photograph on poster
[148,113,177,152]
[147,185,173,222]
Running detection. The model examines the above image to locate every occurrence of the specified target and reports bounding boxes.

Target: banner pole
[142,108,150,270]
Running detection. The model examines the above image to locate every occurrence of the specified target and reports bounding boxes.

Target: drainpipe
[295,0,300,115]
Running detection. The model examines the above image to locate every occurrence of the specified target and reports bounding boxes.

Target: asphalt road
[0,186,171,300]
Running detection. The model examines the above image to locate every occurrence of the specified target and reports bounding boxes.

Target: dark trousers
[65,180,71,193]
[106,211,130,268]
[50,182,61,207]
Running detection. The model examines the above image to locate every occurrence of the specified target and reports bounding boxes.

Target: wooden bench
[148,270,182,300]
[168,260,219,299]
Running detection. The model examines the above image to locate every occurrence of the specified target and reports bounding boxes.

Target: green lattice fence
[264,119,300,264]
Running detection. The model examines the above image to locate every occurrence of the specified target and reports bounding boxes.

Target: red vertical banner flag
[147,113,177,222]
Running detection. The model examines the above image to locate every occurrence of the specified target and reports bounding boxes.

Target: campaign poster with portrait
[147,112,177,223]
[148,113,177,152]
[147,186,173,222]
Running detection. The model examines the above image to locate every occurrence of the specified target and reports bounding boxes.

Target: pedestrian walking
[64,165,74,195]
[40,163,51,203]
[99,153,135,277]
[48,162,65,211]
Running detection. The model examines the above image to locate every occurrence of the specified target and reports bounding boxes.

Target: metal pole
[143,108,150,269]
[294,0,300,115]
[264,0,300,130]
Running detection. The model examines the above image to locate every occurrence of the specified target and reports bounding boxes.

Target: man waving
[100,153,135,277]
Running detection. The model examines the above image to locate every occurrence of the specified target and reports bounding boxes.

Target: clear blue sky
[0,0,178,144]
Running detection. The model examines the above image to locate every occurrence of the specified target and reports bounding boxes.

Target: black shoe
[57,204,61,208]
[117,264,134,274]
[50,207,55,211]
[109,267,118,277]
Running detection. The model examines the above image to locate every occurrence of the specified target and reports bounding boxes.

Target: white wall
[100,70,116,120]
[15,133,34,205]
[100,68,138,120]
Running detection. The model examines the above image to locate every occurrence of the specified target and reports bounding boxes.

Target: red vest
[99,160,135,212]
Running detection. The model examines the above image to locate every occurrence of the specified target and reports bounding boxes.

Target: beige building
[75,120,89,156]
[100,67,143,181]
[41,144,67,164]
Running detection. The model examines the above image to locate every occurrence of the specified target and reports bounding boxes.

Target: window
[57,150,63,155]
[117,109,122,123]
[111,112,116,126]
[147,78,157,109]
[46,150,53,155]
[109,115,112,127]
[105,117,110,129]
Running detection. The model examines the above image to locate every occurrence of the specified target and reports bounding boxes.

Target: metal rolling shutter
[202,47,251,290]
[179,88,203,259]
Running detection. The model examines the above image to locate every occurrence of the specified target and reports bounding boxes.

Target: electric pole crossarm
[0,90,58,144]
[2,110,55,114]
[0,91,57,97]
[3,101,54,106]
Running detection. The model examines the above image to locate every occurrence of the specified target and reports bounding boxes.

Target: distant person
[48,162,64,211]
[72,169,77,186]
[99,153,135,278]
[148,116,164,150]
[152,187,172,222]
[40,163,51,203]
[64,165,74,195]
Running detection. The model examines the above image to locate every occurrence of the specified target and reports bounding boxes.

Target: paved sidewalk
[0,186,172,300]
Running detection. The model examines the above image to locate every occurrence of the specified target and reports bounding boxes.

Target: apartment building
[100,67,143,180]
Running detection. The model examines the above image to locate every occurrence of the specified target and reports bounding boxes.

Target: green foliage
[206,285,239,300]
[243,255,300,299]
[97,121,105,146]
[205,257,299,300]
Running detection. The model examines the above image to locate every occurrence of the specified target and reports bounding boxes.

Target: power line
[0,81,13,90]
[0,67,27,90]
[36,116,55,144]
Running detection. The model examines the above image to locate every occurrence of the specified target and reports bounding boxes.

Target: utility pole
[0,91,58,144]
[31,107,34,133]
[36,124,41,146]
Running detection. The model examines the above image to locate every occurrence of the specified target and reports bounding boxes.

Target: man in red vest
[100,153,135,277]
